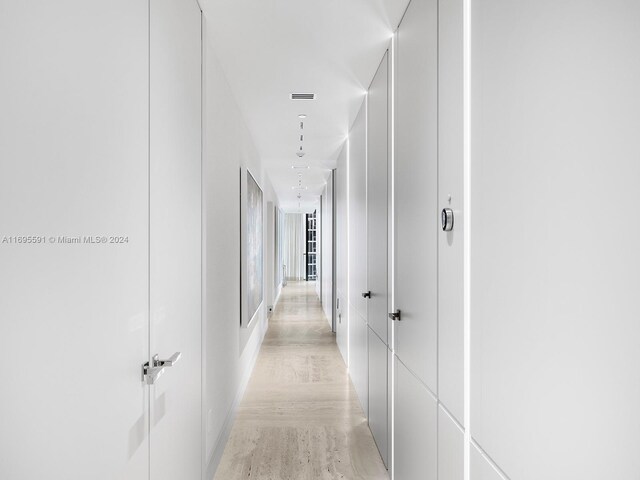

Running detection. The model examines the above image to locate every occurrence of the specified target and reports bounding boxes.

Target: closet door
[366,51,390,467]
[149,0,202,478]
[0,2,150,479]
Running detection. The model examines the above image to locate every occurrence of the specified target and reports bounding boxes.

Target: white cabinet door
[367,52,390,344]
[149,0,202,479]
[394,0,439,391]
[0,2,150,479]
[394,359,437,480]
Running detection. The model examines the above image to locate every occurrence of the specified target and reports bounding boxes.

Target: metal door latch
[142,352,181,385]
[388,310,402,321]
[153,352,182,368]
[142,362,164,385]
[362,291,371,298]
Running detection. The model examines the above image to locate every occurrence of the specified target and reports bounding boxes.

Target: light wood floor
[214,281,389,480]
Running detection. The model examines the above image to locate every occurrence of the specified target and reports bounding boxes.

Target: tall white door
[366,51,390,467]
[149,0,202,479]
[393,0,439,477]
[0,1,150,479]
[394,0,438,393]
[348,99,369,415]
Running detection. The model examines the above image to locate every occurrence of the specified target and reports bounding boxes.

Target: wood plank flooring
[214,281,389,480]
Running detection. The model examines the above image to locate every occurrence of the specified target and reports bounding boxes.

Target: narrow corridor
[215,282,388,480]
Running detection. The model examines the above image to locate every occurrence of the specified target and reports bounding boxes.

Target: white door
[0,1,150,479]
[394,0,438,393]
[393,0,439,477]
[149,0,202,479]
[348,99,369,414]
[367,52,390,344]
[366,51,390,467]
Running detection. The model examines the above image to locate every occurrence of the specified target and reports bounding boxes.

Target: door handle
[142,363,165,385]
[142,352,181,385]
[153,352,182,368]
[388,310,401,321]
[362,291,371,298]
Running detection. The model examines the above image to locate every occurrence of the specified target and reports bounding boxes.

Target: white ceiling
[201,0,409,212]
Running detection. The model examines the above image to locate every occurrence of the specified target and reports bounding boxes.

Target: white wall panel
[394,0,439,391]
[437,0,465,425]
[367,52,390,343]
[321,174,334,327]
[368,328,389,466]
[394,359,437,480]
[470,0,640,478]
[438,406,464,480]
[336,146,349,364]
[0,2,150,479]
[470,445,504,480]
[349,305,369,416]
[266,201,275,310]
[348,100,368,320]
[149,1,202,478]
[348,99,369,414]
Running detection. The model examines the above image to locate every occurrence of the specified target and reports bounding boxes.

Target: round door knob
[441,208,454,232]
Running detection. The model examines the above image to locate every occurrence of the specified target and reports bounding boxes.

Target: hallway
[3,0,640,478]
[214,282,388,480]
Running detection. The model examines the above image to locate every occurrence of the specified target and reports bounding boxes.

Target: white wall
[469,0,640,478]
[202,17,279,477]
[274,206,285,296]
[320,173,334,327]
[267,200,284,310]
[335,145,349,365]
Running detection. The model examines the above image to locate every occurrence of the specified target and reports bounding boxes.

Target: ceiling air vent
[290,93,315,100]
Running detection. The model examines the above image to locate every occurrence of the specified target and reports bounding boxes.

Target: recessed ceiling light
[291,165,310,169]
[298,114,307,118]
